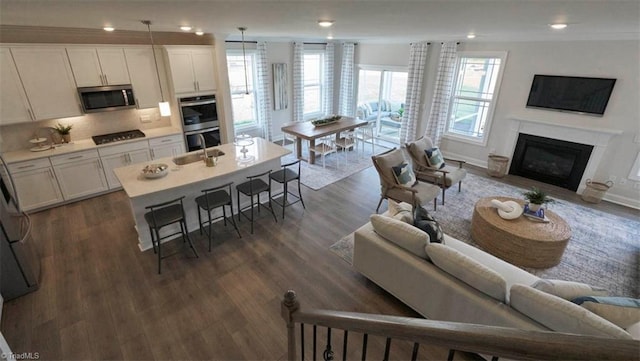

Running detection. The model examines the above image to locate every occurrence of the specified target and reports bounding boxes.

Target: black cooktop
[92,129,146,145]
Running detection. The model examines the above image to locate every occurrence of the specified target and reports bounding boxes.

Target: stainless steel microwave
[77,84,137,113]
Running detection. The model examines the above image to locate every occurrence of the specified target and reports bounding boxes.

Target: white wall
[353,40,640,207]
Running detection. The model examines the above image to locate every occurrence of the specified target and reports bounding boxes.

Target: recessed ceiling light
[327,35,334,40]
[180,26,192,31]
[467,33,476,39]
[103,26,115,32]
[550,23,568,30]
[195,30,204,36]
[318,20,334,27]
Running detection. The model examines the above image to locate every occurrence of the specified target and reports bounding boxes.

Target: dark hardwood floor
[1,157,637,360]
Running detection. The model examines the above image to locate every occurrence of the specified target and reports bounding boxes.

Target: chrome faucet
[198,133,208,163]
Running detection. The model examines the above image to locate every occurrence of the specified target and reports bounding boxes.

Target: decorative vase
[62,134,71,143]
[528,203,542,212]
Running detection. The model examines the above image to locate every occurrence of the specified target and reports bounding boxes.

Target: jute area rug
[279,141,390,190]
[330,173,639,298]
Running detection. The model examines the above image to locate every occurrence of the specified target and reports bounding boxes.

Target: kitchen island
[114,137,290,251]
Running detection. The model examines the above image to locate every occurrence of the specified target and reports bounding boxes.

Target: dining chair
[308,136,337,168]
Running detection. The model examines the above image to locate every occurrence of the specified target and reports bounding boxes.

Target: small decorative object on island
[311,114,341,127]
[142,163,168,179]
[490,199,523,220]
[522,186,554,212]
[54,123,73,143]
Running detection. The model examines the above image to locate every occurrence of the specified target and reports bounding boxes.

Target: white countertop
[113,137,291,199]
[2,127,183,164]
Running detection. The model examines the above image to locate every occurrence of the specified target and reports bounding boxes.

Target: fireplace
[509,133,594,191]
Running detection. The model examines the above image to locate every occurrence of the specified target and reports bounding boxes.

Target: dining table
[280,116,369,164]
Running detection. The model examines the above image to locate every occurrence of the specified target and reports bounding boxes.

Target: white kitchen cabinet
[165,46,216,95]
[0,47,34,125]
[51,150,109,200]
[67,47,131,87]
[7,158,63,211]
[149,134,185,159]
[98,140,151,189]
[123,47,162,109]
[10,46,82,120]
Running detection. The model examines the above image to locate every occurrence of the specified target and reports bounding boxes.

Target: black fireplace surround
[509,133,593,191]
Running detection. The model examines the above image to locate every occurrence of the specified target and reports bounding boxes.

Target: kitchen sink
[172,149,225,165]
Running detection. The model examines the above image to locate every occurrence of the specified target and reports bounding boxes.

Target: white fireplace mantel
[506,116,623,194]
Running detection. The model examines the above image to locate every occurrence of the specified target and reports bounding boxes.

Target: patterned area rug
[279,141,390,190]
[330,173,640,298]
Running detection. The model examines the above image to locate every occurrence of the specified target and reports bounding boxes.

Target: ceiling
[1,0,639,44]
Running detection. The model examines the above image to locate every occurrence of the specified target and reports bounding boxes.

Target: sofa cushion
[370,214,429,259]
[572,296,640,330]
[510,284,632,339]
[425,147,446,169]
[387,200,413,224]
[426,243,506,302]
[392,162,417,187]
[413,206,444,243]
[532,279,608,300]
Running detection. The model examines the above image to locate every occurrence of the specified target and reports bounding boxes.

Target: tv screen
[526,75,616,116]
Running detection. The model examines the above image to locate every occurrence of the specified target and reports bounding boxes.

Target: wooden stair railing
[281,290,640,361]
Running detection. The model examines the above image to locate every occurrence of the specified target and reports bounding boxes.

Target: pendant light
[142,20,171,117]
[238,27,249,95]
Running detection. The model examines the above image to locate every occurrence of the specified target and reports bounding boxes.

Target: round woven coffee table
[470,196,572,268]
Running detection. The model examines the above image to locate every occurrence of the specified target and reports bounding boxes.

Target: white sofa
[353,206,639,340]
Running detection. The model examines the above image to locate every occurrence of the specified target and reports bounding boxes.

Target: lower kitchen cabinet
[51,150,109,200]
[98,140,151,189]
[149,134,185,159]
[9,159,63,211]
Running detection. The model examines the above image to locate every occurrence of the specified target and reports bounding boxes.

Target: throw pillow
[370,214,429,259]
[425,147,445,169]
[413,205,444,243]
[509,284,631,339]
[572,296,640,330]
[532,279,608,300]
[392,162,417,187]
[426,243,507,302]
[387,200,413,224]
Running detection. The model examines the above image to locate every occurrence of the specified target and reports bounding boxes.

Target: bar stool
[236,170,278,234]
[195,182,242,252]
[270,160,306,219]
[144,196,198,274]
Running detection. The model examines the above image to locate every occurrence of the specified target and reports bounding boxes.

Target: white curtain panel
[339,42,356,117]
[424,42,458,146]
[323,43,335,115]
[399,41,430,144]
[292,42,305,122]
[256,42,273,140]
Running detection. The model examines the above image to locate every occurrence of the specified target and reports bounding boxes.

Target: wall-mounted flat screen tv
[526,75,616,116]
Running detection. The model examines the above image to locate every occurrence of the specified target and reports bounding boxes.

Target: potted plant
[523,186,554,211]
[54,123,73,143]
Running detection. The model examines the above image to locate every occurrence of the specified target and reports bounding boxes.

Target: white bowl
[142,163,169,179]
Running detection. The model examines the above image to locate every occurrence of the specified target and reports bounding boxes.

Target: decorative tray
[142,163,169,179]
[311,115,341,127]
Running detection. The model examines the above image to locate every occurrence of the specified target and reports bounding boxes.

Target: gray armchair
[371,148,440,213]
[406,137,467,205]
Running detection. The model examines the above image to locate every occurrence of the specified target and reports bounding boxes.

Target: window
[227,50,258,129]
[356,66,407,142]
[303,51,324,118]
[445,52,507,145]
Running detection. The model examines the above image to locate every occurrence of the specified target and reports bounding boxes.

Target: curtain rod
[226,40,258,44]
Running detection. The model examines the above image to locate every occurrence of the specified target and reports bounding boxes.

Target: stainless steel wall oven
[179,94,220,152]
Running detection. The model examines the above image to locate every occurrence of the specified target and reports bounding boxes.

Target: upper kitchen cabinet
[0,47,34,125]
[123,47,162,109]
[10,46,82,120]
[67,47,131,87]
[165,46,217,95]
